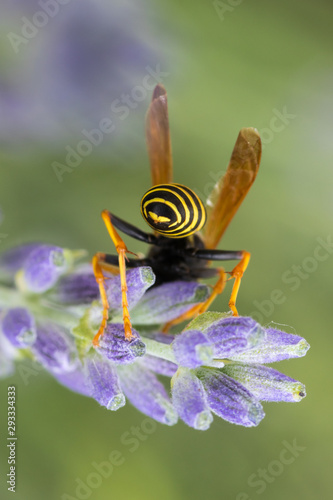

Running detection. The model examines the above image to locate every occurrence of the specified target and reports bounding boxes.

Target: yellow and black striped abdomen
[140,183,206,238]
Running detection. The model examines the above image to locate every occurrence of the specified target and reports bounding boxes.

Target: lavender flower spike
[2,307,36,348]
[0,236,310,429]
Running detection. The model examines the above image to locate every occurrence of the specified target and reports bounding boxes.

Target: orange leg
[92,210,135,347]
[162,250,251,332]
[92,253,111,347]
[227,250,251,316]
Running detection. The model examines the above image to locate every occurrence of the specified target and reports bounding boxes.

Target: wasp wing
[203,127,261,249]
[146,84,173,186]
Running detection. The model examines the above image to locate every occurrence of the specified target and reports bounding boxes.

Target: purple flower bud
[0,243,41,282]
[23,245,68,293]
[54,365,91,397]
[117,363,178,425]
[31,323,79,374]
[96,323,145,365]
[172,330,213,368]
[229,327,310,364]
[222,363,306,402]
[204,316,265,358]
[171,368,213,430]
[196,368,265,427]
[85,354,125,410]
[52,271,99,304]
[130,281,210,324]
[106,267,155,312]
[2,307,36,348]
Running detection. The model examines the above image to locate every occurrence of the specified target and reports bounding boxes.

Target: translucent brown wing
[203,128,262,249]
[145,84,173,186]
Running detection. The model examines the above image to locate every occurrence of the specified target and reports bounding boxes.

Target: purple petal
[96,323,145,365]
[0,243,41,282]
[139,354,178,377]
[172,330,213,368]
[229,327,310,363]
[117,363,178,425]
[106,267,155,312]
[31,323,79,374]
[204,316,265,358]
[54,365,91,397]
[2,307,36,347]
[23,245,68,293]
[85,354,125,410]
[130,281,210,324]
[196,368,265,427]
[52,271,99,304]
[171,368,213,430]
[222,363,306,402]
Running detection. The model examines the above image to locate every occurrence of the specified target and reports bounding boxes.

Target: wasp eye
[140,183,206,238]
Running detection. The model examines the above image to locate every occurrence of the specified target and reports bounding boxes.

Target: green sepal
[182,311,230,333]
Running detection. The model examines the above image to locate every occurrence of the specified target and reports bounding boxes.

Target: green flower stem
[142,337,177,364]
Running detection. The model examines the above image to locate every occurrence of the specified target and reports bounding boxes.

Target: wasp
[92,84,261,347]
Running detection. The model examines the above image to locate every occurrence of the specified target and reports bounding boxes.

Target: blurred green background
[0,0,332,499]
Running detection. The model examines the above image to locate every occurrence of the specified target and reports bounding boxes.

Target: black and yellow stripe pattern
[140,183,206,238]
